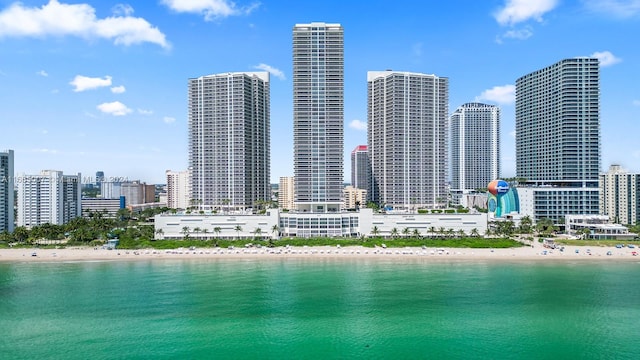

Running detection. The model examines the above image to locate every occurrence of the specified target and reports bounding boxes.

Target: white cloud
[0,0,169,48]
[495,26,533,43]
[70,75,112,92]
[477,85,516,105]
[163,116,176,124]
[633,100,640,106]
[349,119,367,131]
[494,0,559,25]
[112,3,134,17]
[138,108,153,115]
[504,27,533,40]
[583,0,640,17]
[97,101,132,116]
[510,130,516,138]
[162,0,260,20]
[37,70,48,77]
[110,85,126,93]
[253,63,285,80]
[591,51,622,67]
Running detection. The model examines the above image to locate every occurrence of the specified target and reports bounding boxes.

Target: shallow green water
[1,259,639,359]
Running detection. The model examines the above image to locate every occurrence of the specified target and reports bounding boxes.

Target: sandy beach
[1,244,639,262]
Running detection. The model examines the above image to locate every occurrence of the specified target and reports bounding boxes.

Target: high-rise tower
[450,103,500,194]
[293,22,344,213]
[516,58,600,184]
[17,170,82,227]
[368,71,449,210]
[350,145,370,191]
[188,72,270,211]
[515,58,600,221]
[0,149,14,233]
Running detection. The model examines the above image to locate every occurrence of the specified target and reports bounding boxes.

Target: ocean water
[1,258,639,359]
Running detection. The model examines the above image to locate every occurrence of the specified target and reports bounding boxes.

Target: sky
[1,0,639,184]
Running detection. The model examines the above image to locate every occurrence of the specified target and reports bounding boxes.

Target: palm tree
[181,226,190,239]
[438,227,446,238]
[271,225,279,238]
[253,227,262,240]
[202,228,209,240]
[391,228,399,239]
[446,228,455,238]
[535,218,554,235]
[412,229,420,238]
[457,229,466,238]
[234,225,242,240]
[193,227,201,239]
[402,227,410,238]
[213,227,222,239]
[428,226,436,239]
[519,215,533,234]
[371,226,380,238]
[470,228,480,238]
[155,228,164,239]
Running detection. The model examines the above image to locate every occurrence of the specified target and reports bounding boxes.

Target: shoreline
[1,245,639,263]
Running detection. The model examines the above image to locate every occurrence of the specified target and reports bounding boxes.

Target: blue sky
[1,0,639,184]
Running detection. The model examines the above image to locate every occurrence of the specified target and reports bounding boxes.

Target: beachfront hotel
[188,71,271,211]
[450,103,500,203]
[367,71,449,210]
[17,170,82,228]
[155,22,489,239]
[0,149,14,233]
[515,57,601,222]
[292,22,344,213]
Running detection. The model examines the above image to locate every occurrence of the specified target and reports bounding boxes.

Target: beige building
[166,169,191,209]
[599,164,639,225]
[343,186,367,210]
[278,176,295,210]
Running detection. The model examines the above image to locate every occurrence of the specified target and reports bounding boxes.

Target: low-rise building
[81,197,125,218]
[154,208,488,239]
[565,215,635,240]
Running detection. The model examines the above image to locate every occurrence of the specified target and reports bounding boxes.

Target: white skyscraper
[166,169,191,209]
[450,103,500,195]
[17,170,81,227]
[367,70,449,210]
[0,149,14,233]
[188,71,270,211]
[293,22,344,213]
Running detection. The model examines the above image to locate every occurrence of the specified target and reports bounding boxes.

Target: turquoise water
[1,259,639,359]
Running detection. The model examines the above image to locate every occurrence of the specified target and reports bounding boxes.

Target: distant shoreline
[1,245,638,263]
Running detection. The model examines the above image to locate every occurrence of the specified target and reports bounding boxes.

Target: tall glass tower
[516,57,600,184]
[293,22,344,213]
[450,103,500,192]
[367,71,449,210]
[0,149,14,233]
[188,72,270,211]
[515,58,600,221]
